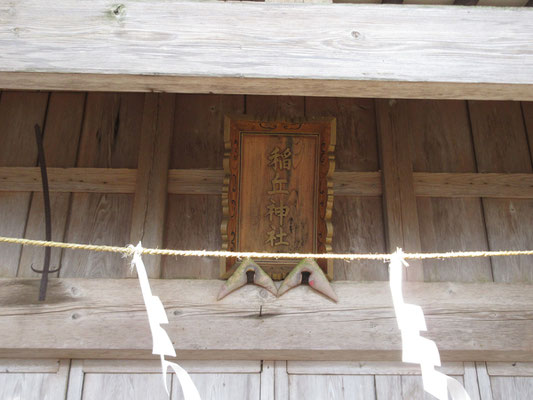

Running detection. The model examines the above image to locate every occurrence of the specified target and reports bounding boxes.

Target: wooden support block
[130,93,175,278]
[1,278,533,361]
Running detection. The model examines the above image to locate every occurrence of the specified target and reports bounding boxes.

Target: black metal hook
[32,124,61,301]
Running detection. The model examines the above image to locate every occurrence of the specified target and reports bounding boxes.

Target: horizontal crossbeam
[1,278,532,361]
[2,167,533,199]
[0,1,532,99]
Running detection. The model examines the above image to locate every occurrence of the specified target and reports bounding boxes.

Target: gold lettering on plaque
[266,199,289,226]
[268,147,292,171]
[265,146,293,248]
[265,225,290,247]
[268,172,289,195]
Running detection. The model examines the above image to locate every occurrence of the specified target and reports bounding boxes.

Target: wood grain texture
[5,73,533,102]
[80,359,261,374]
[288,361,463,375]
[414,172,533,199]
[82,374,170,400]
[6,167,533,198]
[306,97,386,280]
[168,169,224,195]
[163,94,243,279]
[246,95,304,120]
[261,361,275,400]
[375,375,403,400]
[402,375,464,399]
[488,363,533,377]
[0,91,48,277]
[408,100,491,282]
[171,94,244,170]
[490,377,533,400]
[61,93,144,278]
[162,195,222,279]
[305,97,379,172]
[376,99,423,281]
[2,278,533,361]
[174,373,260,400]
[289,375,375,399]
[469,101,533,283]
[1,2,533,100]
[332,197,387,280]
[0,359,61,373]
[130,93,175,278]
[275,361,289,400]
[477,362,494,400]
[66,360,84,400]
[18,92,85,278]
[464,362,482,400]
[0,167,137,193]
[0,359,69,400]
[523,102,533,162]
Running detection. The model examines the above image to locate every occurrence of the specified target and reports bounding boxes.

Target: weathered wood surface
[523,102,533,162]
[414,172,533,199]
[376,99,423,281]
[61,93,143,278]
[0,91,48,277]
[287,361,464,375]
[130,93,175,278]
[470,101,533,283]
[163,95,244,279]
[0,359,69,400]
[6,166,533,199]
[289,375,376,399]
[307,97,387,280]
[171,95,244,170]
[1,278,533,361]
[18,92,85,279]
[408,99,491,283]
[83,374,170,400]
[0,167,138,193]
[1,2,533,100]
[162,195,222,279]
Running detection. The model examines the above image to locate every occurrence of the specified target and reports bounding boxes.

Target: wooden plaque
[221,116,336,280]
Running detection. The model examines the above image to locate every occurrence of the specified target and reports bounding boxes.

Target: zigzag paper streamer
[389,249,471,400]
[130,242,201,400]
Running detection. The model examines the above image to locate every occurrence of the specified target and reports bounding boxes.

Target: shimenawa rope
[0,235,532,261]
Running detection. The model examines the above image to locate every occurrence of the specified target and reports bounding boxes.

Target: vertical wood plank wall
[0,91,532,284]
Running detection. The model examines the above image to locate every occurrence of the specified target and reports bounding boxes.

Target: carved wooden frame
[221,115,336,279]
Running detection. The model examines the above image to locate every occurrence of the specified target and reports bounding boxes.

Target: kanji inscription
[221,117,336,280]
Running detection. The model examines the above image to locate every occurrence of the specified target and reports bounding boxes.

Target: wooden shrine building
[0,0,533,398]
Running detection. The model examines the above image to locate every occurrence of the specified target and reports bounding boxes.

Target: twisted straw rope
[1,235,533,261]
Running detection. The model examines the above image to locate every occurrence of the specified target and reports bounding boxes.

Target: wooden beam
[0,2,532,100]
[413,172,533,199]
[130,93,175,278]
[4,167,533,199]
[376,99,424,281]
[1,278,533,361]
[0,167,137,193]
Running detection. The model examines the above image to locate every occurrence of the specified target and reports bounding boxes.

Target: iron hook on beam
[31,124,60,301]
